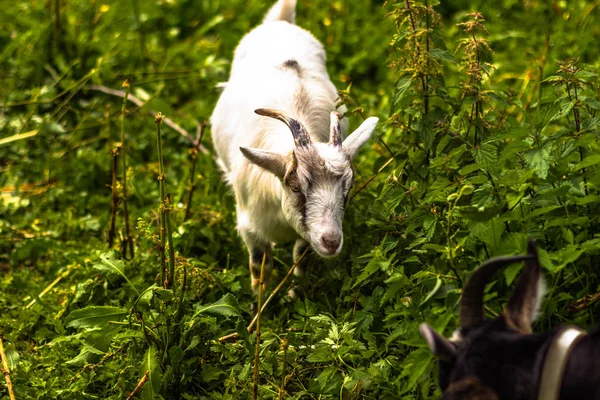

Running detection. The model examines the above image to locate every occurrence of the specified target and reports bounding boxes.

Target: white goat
[211,0,379,291]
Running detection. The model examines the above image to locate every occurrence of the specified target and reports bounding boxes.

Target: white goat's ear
[419,323,457,361]
[342,117,379,159]
[240,147,287,179]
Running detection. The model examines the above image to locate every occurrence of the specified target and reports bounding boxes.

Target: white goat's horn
[255,108,312,147]
[329,111,342,147]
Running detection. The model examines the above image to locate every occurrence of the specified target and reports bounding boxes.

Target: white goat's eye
[286,174,302,193]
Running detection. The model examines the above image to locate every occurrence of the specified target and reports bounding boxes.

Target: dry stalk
[351,157,395,200]
[155,113,168,287]
[25,264,77,309]
[184,122,206,221]
[0,337,16,400]
[108,146,120,249]
[278,338,289,400]
[120,79,134,259]
[126,370,149,400]
[87,84,208,154]
[253,252,267,400]
[164,193,176,291]
[218,248,309,342]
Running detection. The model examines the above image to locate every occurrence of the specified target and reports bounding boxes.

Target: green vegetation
[1,0,599,398]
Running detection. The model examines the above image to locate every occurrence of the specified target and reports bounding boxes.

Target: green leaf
[547,245,585,273]
[575,154,600,170]
[307,345,334,363]
[3,344,19,370]
[419,277,442,306]
[581,96,600,110]
[201,364,225,383]
[573,70,598,81]
[66,344,104,366]
[392,75,413,108]
[504,262,522,286]
[94,251,139,295]
[141,346,162,400]
[473,143,497,167]
[400,348,434,392]
[423,214,437,241]
[352,252,391,288]
[191,293,240,319]
[66,306,128,329]
[550,100,575,122]
[528,205,561,218]
[87,324,122,352]
[428,48,458,64]
[527,147,550,179]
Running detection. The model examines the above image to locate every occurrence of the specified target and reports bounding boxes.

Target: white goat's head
[240,109,378,257]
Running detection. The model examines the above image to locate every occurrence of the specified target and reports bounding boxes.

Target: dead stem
[164,193,176,291]
[155,113,168,287]
[108,146,120,249]
[278,339,289,400]
[0,337,16,400]
[120,79,134,259]
[88,84,209,154]
[218,249,309,342]
[25,264,77,309]
[126,370,149,400]
[253,252,267,400]
[351,157,395,199]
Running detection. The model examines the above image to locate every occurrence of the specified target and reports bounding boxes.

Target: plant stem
[424,0,430,114]
[446,202,463,286]
[130,0,148,60]
[218,249,308,342]
[120,79,134,259]
[184,147,199,222]
[25,264,76,308]
[253,252,267,400]
[126,370,150,400]
[88,84,209,154]
[405,0,428,114]
[155,113,167,287]
[165,193,176,291]
[175,263,187,328]
[571,84,589,198]
[108,146,120,249]
[0,336,16,400]
[278,339,288,400]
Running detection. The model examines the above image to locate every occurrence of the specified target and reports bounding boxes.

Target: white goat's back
[211,14,340,176]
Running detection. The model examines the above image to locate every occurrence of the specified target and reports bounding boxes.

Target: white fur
[211,0,378,287]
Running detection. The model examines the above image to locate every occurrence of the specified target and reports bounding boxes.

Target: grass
[1,0,599,398]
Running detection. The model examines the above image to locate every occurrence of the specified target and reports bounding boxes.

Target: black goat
[420,241,600,400]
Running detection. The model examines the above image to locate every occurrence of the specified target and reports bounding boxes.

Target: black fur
[436,317,600,399]
[283,59,301,74]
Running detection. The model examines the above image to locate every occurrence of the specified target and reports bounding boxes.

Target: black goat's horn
[460,242,538,329]
[255,108,312,148]
[329,111,342,147]
[505,240,541,333]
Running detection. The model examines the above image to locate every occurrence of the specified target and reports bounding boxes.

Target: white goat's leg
[288,238,309,298]
[293,238,309,276]
[240,230,274,292]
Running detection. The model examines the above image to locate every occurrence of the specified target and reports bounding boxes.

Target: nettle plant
[369,0,600,396]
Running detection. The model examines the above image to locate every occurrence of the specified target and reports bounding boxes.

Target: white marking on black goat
[210,0,379,291]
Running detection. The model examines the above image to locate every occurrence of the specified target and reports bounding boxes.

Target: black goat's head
[420,240,547,400]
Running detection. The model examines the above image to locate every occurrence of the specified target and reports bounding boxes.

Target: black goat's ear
[419,323,457,360]
[505,240,544,334]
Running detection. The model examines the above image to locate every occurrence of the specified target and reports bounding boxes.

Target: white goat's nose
[320,231,341,255]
